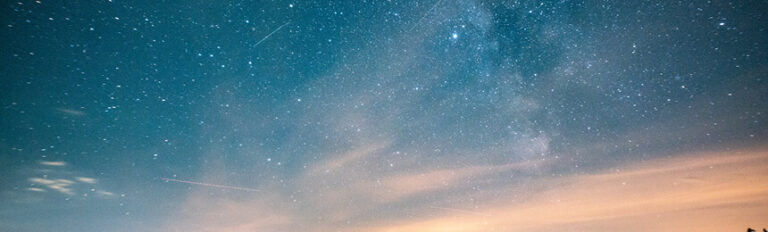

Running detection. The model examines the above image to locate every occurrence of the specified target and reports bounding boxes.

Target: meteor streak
[409,0,443,32]
[254,21,291,47]
[161,178,259,192]
[429,206,491,217]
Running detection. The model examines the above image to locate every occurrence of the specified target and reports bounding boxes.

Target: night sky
[1,0,767,231]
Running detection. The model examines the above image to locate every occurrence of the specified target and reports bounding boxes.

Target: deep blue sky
[1,0,767,231]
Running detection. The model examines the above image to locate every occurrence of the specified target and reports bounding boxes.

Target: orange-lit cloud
[355,149,768,232]
[165,148,768,232]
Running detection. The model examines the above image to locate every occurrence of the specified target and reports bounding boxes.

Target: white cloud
[26,187,46,192]
[96,190,114,196]
[23,163,114,198]
[75,177,97,184]
[28,178,75,195]
[39,161,67,167]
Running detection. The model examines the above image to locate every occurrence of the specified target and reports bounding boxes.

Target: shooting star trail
[254,22,291,47]
[161,178,260,192]
[409,0,443,32]
[430,206,491,217]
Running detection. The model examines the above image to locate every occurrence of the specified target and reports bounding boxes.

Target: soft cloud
[39,161,67,167]
[309,141,391,174]
[22,162,113,198]
[369,161,542,203]
[95,190,114,197]
[55,108,86,116]
[352,149,768,232]
[164,147,768,232]
[166,192,296,232]
[75,177,97,184]
[25,187,46,192]
[28,178,76,195]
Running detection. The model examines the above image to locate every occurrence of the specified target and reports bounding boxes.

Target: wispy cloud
[23,161,114,198]
[25,187,46,192]
[308,141,391,174]
[75,177,97,184]
[55,108,86,116]
[164,148,768,232]
[39,161,67,167]
[351,149,768,232]
[28,178,76,195]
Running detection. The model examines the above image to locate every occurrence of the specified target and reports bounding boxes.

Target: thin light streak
[409,0,443,32]
[254,21,291,47]
[429,206,491,217]
[162,178,259,192]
